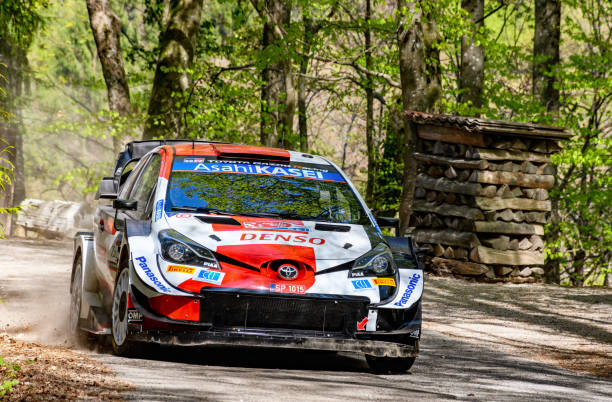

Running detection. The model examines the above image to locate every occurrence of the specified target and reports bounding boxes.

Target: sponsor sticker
[127,309,144,323]
[173,161,345,182]
[351,278,396,289]
[239,232,325,245]
[134,256,170,292]
[194,269,225,285]
[373,278,396,287]
[166,212,192,218]
[270,283,306,294]
[154,199,164,221]
[393,273,422,307]
[243,221,309,233]
[166,265,196,275]
[351,279,374,290]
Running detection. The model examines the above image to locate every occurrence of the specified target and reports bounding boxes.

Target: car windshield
[165,157,370,225]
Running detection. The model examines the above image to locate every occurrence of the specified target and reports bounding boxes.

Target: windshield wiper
[274,211,336,223]
[171,207,282,218]
[171,207,336,222]
[235,211,284,218]
[171,206,237,216]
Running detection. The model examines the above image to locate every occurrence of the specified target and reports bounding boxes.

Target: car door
[122,153,162,223]
[93,155,151,291]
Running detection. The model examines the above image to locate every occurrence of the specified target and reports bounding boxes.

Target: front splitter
[129,329,418,358]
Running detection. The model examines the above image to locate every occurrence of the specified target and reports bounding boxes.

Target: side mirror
[97,177,118,200]
[113,199,138,211]
[114,217,125,232]
[375,216,400,235]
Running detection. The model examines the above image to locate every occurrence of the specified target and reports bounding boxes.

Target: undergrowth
[0,356,20,397]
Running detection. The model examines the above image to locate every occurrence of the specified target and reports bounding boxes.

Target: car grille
[199,291,369,335]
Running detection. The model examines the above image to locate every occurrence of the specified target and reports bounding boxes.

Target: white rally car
[69,140,424,373]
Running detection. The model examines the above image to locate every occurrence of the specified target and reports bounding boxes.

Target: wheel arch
[118,243,130,273]
[72,233,93,291]
[70,247,82,292]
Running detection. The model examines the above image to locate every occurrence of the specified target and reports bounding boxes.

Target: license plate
[270,283,306,294]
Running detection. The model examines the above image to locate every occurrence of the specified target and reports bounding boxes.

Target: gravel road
[1,238,611,401]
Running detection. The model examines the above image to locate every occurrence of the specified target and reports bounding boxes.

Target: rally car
[69,140,424,373]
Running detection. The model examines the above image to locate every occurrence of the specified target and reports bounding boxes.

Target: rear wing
[109,139,233,192]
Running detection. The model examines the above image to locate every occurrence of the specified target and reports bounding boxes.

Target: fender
[376,268,423,310]
[124,219,189,297]
[72,233,107,332]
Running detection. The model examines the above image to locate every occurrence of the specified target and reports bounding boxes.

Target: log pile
[406,111,571,281]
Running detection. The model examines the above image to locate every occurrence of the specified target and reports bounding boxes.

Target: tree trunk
[143,0,204,140]
[364,0,375,205]
[396,0,441,234]
[85,0,132,152]
[533,0,561,114]
[533,0,561,283]
[253,0,297,148]
[458,0,484,110]
[297,16,315,153]
[0,39,27,233]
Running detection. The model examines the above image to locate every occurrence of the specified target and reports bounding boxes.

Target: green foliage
[0,0,47,49]
[370,105,403,215]
[22,0,148,200]
[545,0,612,286]
[0,140,19,237]
[0,355,20,397]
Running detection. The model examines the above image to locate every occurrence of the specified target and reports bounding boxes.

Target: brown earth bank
[0,334,129,400]
[423,275,612,379]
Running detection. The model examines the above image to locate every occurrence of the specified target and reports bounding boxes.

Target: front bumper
[129,261,421,358]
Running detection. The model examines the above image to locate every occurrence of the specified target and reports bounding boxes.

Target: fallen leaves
[0,334,130,400]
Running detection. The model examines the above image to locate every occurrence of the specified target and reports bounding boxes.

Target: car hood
[154,214,382,295]
[164,214,376,264]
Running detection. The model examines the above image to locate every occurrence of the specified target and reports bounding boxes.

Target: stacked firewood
[406,113,570,281]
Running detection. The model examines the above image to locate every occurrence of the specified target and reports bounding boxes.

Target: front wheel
[111,268,134,356]
[366,355,416,374]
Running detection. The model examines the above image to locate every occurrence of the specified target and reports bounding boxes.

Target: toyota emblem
[278,264,299,280]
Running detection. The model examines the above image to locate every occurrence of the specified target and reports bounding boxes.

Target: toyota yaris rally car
[69,140,424,373]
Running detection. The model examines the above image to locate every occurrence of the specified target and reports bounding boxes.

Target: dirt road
[1,238,611,401]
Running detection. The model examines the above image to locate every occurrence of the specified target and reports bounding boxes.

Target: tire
[366,355,416,374]
[111,268,134,356]
[69,256,88,346]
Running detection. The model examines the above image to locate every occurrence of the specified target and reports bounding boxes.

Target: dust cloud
[0,238,74,346]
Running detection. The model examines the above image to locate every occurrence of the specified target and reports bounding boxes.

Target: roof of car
[121,140,330,164]
[163,142,332,166]
[172,143,290,158]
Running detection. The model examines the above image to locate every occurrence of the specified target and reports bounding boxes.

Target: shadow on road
[121,342,370,373]
[423,277,612,378]
[91,330,612,401]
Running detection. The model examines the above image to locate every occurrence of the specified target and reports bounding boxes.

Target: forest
[0,0,610,286]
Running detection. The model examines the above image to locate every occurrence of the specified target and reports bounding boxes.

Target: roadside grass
[0,355,20,397]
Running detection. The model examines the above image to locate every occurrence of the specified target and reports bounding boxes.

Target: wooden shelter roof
[405,111,572,140]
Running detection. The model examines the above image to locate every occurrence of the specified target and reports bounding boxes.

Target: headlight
[350,242,396,277]
[158,229,220,269]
